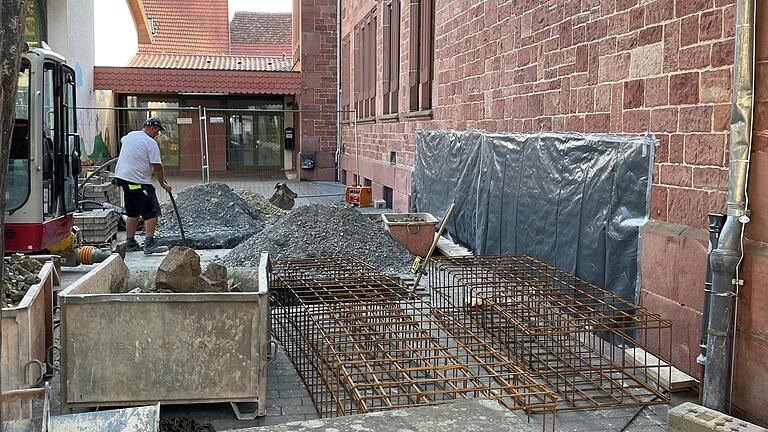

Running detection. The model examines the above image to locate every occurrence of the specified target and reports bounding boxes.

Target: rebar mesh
[429,255,672,411]
[269,257,558,422]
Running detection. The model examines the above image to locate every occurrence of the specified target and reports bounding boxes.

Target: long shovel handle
[168,191,186,244]
[412,202,456,290]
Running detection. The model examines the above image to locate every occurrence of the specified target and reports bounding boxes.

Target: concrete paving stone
[271,397,305,407]
[282,404,319,416]
[259,415,307,426]
[278,389,311,398]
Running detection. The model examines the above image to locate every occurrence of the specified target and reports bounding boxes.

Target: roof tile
[128,53,292,71]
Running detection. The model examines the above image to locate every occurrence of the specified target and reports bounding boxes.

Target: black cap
[143,118,165,131]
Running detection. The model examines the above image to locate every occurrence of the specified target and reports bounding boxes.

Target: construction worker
[115,118,172,255]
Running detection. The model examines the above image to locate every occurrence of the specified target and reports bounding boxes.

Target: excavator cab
[5,48,81,253]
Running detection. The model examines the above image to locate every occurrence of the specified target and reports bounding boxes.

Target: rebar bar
[429,255,673,411]
[269,257,558,425]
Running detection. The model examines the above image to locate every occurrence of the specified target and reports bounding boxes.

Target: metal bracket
[230,401,263,420]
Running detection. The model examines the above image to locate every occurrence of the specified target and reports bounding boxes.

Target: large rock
[202,262,228,291]
[155,246,210,293]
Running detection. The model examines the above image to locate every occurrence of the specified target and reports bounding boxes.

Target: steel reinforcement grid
[429,255,672,411]
[269,257,558,426]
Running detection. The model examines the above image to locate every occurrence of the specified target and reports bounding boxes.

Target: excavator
[5,45,117,266]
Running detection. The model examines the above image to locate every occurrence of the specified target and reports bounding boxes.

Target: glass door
[254,112,283,169]
[227,114,255,169]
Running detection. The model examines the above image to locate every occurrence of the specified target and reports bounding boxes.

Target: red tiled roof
[230,43,293,57]
[128,53,292,71]
[93,67,301,95]
[230,12,292,44]
[139,0,229,54]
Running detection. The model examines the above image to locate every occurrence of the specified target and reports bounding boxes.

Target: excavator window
[7,61,31,212]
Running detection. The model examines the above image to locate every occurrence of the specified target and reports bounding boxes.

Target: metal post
[198,106,205,183]
[202,107,210,184]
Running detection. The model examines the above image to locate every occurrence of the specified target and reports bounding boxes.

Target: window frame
[408,0,434,112]
[353,9,377,119]
[382,0,400,115]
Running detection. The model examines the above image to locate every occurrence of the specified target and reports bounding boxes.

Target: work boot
[143,238,169,255]
[126,238,143,252]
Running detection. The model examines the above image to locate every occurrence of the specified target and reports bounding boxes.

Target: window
[341,37,351,121]
[383,0,400,115]
[354,11,376,119]
[7,60,31,212]
[409,0,434,112]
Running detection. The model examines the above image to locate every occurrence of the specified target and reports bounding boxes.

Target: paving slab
[224,400,536,432]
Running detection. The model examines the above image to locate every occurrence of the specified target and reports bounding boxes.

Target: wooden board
[624,347,699,392]
[434,233,473,257]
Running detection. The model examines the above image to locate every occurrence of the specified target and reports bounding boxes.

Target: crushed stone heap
[157,183,265,249]
[3,254,43,308]
[221,203,414,276]
[234,188,285,222]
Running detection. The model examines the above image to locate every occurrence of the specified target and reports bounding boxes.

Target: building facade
[339,0,767,424]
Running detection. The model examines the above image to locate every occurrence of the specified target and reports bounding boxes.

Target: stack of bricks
[81,172,121,208]
[74,209,119,245]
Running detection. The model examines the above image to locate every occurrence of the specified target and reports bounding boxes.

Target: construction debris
[159,417,215,432]
[221,203,413,276]
[2,254,42,308]
[157,183,265,249]
[235,188,285,222]
[155,246,228,293]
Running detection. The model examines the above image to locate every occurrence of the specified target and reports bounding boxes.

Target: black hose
[168,191,186,244]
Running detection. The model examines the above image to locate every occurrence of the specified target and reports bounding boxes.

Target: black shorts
[117,178,161,220]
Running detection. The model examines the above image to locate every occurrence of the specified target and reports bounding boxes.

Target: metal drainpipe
[334,0,343,182]
[702,0,756,412]
[697,213,725,366]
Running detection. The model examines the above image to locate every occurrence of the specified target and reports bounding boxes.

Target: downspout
[702,0,755,412]
[334,0,342,182]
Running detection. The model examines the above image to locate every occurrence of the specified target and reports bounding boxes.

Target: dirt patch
[157,183,265,249]
[3,255,42,308]
[221,203,414,276]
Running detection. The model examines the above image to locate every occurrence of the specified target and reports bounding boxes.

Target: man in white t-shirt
[115,118,173,255]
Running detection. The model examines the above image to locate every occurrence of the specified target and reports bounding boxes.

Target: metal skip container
[2,261,55,420]
[58,254,270,418]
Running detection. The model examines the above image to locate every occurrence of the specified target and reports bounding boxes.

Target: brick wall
[340,0,736,221]
[296,0,338,180]
[340,0,768,424]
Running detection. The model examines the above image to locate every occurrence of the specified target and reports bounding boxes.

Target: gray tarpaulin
[411,129,655,302]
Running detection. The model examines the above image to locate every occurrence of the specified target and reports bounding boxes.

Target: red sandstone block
[650,185,669,220]
[586,18,608,42]
[680,15,699,47]
[711,39,735,67]
[594,84,612,111]
[584,113,611,132]
[679,44,712,70]
[661,164,692,187]
[628,6,645,31]
[699,9,723,41]
[577,87,595,113]
[639,24,663,46]
[712,104,731,131]
[651,107,679,132]
[623,109,650,132]
[668,187,711,229]
[663,22,681,72]
[645,76,669,107]
[598,53,631,82]
[617,0,638,12]
[617,32,638,51]
[700,68,732,103]
[669,134,685,163]
[679,105,714,132]
[639,290,701,374]
[723,4,736,38]
[608,12,629,37]
[692,166,728,190]
[676,0,715,18]
[669,72,700,104]
[623,79,645,109]
[684,133,725,166]
[655,134,670,163]
[646,0,675,25]
[564,115,585,132]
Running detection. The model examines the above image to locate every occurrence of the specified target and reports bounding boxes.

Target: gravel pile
[234,188,285,222]
[159,417,215,432]
[158,183,264,249]
[3,254,43,308]
[221,203,413,276]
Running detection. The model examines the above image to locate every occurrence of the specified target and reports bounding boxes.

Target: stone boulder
[202,262,228,291]
[155,246,214,293]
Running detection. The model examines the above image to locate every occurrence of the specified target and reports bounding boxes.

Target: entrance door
[227,112,283,170]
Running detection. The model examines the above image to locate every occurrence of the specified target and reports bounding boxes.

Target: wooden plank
[624,347,699,392]
[434,233,473,257]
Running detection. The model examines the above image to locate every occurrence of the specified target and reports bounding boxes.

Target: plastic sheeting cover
[411,129,655,302]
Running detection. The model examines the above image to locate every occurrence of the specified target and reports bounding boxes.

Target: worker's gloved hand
[161,181,172,193]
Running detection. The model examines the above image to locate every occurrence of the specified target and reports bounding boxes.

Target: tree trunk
[0,0,28,427]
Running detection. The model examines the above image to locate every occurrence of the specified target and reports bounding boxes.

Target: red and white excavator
[5,46,114,265]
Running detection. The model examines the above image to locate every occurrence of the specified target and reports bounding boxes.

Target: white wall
[94,0,138,66]
[47,0,98,157]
